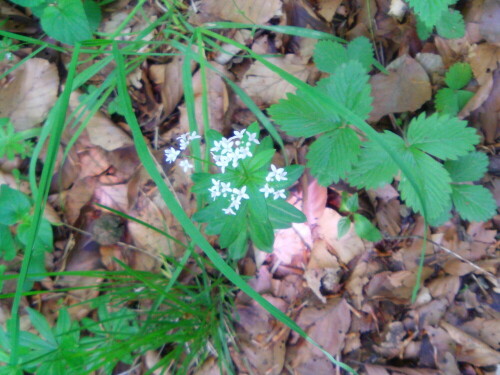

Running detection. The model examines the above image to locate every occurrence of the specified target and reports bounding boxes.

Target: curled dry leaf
[149,55,186,118]
[286,298,351,374]
[190,0,282,25]
[316,208,365,264]
[68,92,133,151]
[440,321,500,367]
[369,55,431,122]
[0,58,58,130]
[235,295,289,375]
[240,55,311,106]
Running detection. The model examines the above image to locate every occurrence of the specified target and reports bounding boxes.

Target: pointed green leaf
[316,61,373,122]
[219,206,247,248]
[248,211,274,252]
[451,184,496,222]
[444,151,489,182]
[228,230,249,260]
[26,307,57,348]
[348,131,403,189]
[267,199,306,229]
[436,9,465,40]
[269,91,339,138]
[314,37,375,74]
[307,127,361,186]
[353,213,382,241]
[407,113,478,160]
[337,216,351,239]
[398,149,452,221]
[416,15,433,40]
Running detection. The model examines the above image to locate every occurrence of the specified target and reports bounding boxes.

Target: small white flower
[165,147,180,163]
[177,133,190,150]
[259,183,275,198]
[219,138,234,154]
[247,132,260,145]
[221,182,232,197]
[188,131,201,141]
[179,159,193,172]
[208,179,221,200]
[229,197,242,211]
[231,129,246,140]
[211,140,223,153]
[238,146,252,160]
[266,164,288,182]
[273,189,286,200]
[233,186,249,200]
[223,207,236,215]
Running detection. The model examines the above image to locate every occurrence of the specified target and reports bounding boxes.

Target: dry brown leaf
[479,0,500,43]
[149,56,185,118]
[240,55,310,106]
[365,268,433,303]
[441,321,500,367]
[62,176,97,225]
[235,295,289,375]
[191,0,282,25]
[316,208,365,264]
[462,318,500,350]
[0,58,58,130]
[426,275,460,303]
[317,0,342,20]
[468,43,500,86]
[68,92,133,151]
[127,186,185,270]
[467,68,500,143]
[304,178,327,226]
[369,55,431,122]
[364,365,391,375]
[286,298,351,373]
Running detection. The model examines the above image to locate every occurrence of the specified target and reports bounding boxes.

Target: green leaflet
[307,127,361,186]
[444,62,472,90]
[451,184,496,222]
[407,0,458,28]
[406,113,478,160]
[313,37,375,74]
[444,151,489,182]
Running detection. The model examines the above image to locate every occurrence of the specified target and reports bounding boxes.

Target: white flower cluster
[164,131,201,172]
[210,129,260,173]
[209,164,288,216]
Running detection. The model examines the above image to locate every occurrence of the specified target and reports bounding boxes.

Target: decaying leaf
[240,55,311,105]
[191,0,282,25]
[369,55,432,122]
[0,58,59,130]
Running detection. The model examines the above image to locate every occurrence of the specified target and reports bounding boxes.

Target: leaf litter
[1,0,499,374]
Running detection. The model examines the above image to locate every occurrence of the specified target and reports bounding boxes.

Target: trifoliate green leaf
[337,217,351,239]
[406,0,458,28]
[398,149,452,221]
[444,62,472,90]
[314,37,375,74]
[436,9,465,40]
[317,61,373,123]
[269,61,372,138]
[41,0,93,45]
[348,131,403,189]
[353,214,382,241]
[435,88,474,115]
[451,184,496,222]
[406,113,478,160]
[416,15,433,40]
[444,151,489,182]
[268,90,339,138]
[307,127,361,186]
